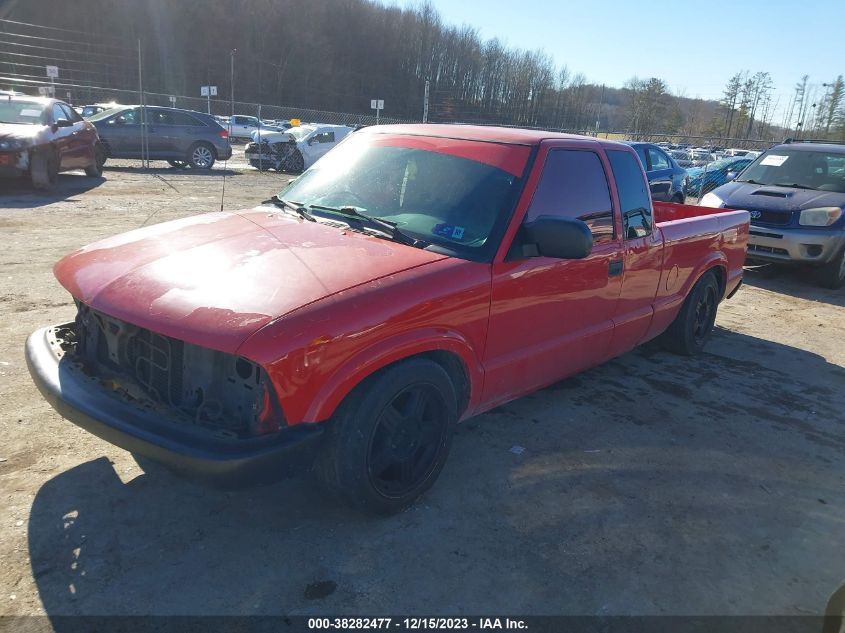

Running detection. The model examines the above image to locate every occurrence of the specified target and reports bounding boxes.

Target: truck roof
[370,124,625,148]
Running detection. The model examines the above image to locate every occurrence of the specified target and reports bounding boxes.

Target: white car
[244,123,353,172]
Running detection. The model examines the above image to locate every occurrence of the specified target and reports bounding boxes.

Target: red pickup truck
[26,125,749,513]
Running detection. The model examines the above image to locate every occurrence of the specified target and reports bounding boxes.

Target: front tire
[30,147,58,191]
[284,149,304,173]
[818,245,845,289]
[661,271,720,355]
[187,142,216,169]
[316,358,457,514]
[84,142,106,177]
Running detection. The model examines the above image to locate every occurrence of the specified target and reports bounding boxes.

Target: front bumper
[25,324,325,486]
[0,149,28,177]
[746,225,845,265]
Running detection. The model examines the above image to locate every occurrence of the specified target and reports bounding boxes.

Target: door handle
[608,260,624,277]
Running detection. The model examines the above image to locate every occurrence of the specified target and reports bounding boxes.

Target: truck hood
[715,181,845,211]
[54,208,447,354]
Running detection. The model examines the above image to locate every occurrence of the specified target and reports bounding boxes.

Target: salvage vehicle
[700,140,845,288]
[26,125,749,513]
[244,123,352,172]
[0,95,103,190]
[88,105,232,169]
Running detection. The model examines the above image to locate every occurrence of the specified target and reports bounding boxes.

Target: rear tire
[818,246,845,289]
[661,271,720,355]
[187,142,216,169]
[30,147,58,191]
[315,358,457,514]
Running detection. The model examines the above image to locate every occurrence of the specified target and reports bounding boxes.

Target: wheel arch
[300,334,480,425]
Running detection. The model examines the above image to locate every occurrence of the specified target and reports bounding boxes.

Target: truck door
[605,149,664,355]
[483,145,623,406]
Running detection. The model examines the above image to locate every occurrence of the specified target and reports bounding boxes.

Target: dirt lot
[1,161,844,619]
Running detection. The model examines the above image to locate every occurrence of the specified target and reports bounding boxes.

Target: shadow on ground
[0,174,105,208]
[27,329,845,621]
[743,263,845,307]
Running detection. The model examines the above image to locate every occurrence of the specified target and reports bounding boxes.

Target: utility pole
[230,49,236,117]
[595,83,605,136]
[137,39,147,169]
[423,80,430,123]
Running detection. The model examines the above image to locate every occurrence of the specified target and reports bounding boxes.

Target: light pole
[230,49,236,117]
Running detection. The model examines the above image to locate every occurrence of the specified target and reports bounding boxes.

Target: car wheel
[818,245,845,290]
[284,149,304,173]
[661,271,720,355]
[315,358,457,514]
[187,143,216,169]
[30,147,58,191]
[167,159,189,169]
[84,142,106,177]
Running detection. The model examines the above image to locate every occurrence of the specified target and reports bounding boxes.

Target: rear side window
[607,149,653,239]
[168,111,203,126]
[648,147,670,170]
[526,149,614,243]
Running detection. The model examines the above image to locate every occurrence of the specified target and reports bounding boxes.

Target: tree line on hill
[4,0,842,141]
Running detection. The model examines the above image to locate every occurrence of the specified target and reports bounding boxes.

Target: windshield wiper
[773,183,816,190]
[306,204,423,247]
[263,195,316,221]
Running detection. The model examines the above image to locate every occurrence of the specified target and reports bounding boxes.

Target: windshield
[88,107,125,122]
[0,100,46,125]
[286,125,315,140]
[277,133,526,261]
[737,148,845,192]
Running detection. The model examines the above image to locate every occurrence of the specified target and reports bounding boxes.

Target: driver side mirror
[53,118,73,130]
[521,215,593,259]
[307,137,317,146]
[726,171,738,181]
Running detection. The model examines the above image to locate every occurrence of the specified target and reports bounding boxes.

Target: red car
[0,95,104,190]
[26,125,749,513]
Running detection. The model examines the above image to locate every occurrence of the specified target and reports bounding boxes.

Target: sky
[391,0,843,122]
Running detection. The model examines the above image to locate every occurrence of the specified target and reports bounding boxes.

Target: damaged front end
[244,138,298,171]
[65,302,286,439]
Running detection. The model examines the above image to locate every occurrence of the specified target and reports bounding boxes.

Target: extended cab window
[607,149,653,239]
[526,149,614,244]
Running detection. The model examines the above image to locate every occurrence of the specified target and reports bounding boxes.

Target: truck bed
[653,200,742,224]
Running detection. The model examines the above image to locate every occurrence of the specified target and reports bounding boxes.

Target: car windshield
[87,107,125,122]
[737,148,845,192]
[277,133,524,260]
[286,125,315,140]
[0,100,46,125]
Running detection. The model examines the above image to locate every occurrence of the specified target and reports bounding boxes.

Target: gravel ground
[1,161,844,620]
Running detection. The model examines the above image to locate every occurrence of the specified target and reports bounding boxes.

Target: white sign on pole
[201,86,209,96]
[201,86,218,97]
[370,99,384,110]
[169,95,176,104]
[45,65,59,79]
[210,86,218,97]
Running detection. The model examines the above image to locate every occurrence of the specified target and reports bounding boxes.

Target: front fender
[302,328,484,424]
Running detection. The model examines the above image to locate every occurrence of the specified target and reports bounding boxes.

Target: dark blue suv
[623,142,687,203]
[700,141,845,288]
